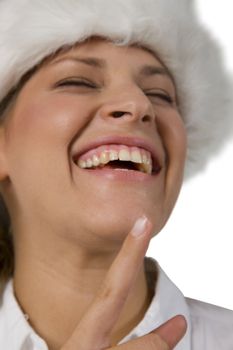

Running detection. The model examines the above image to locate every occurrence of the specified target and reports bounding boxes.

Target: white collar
[0,257,191,350]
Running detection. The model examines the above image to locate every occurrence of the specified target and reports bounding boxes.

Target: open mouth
[72,145,162,176]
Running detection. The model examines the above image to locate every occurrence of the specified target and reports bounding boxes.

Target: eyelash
[56,79,174,104]
[146,92,173,104]
[56,79,95,89]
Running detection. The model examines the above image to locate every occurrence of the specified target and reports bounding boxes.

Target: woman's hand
[61,216,187,350]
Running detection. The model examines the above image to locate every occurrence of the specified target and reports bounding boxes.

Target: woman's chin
[79,208,163,242]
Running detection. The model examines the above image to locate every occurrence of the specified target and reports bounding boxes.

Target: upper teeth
[75,145,153,174]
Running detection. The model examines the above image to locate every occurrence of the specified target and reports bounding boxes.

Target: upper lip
[72,135,162,171]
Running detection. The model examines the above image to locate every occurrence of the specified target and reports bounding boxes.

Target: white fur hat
[0,0,232,180]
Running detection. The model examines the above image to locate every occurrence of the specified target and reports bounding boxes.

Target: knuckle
[97,280,114,300]
[97,279,125,306]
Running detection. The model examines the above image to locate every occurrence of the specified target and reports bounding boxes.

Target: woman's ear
[0,127,9,181]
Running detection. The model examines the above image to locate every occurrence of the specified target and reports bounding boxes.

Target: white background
[147,0,233,310]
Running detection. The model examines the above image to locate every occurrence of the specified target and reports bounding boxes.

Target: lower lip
[77,167,161,183]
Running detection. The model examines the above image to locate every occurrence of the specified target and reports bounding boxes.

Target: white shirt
[0,257,233,350]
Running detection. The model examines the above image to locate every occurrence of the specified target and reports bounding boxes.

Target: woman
[0,1,232,349]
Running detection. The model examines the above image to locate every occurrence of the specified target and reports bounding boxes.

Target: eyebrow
[51,56,174,82]
[139,65,172,80]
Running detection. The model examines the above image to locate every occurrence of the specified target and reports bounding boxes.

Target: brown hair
[0,197,13,283]
[0,90,18,284]
[0,90,17,284]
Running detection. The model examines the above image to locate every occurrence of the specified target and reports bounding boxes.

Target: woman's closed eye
[145,91,174,105]
[55,78,97,89]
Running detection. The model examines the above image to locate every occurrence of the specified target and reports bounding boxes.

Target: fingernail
[131,215,148,238]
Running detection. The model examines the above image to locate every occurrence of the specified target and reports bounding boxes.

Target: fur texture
[0,0,232,179]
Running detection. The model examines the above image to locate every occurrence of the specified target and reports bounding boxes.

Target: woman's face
[1,37,187,249]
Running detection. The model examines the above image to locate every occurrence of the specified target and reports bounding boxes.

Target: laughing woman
[0,1,233,350]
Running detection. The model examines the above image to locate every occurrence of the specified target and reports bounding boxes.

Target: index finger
[61,215,153,350]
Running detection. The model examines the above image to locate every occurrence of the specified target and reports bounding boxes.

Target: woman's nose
[96,89,156,126]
